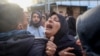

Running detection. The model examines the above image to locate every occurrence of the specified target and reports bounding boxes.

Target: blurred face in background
[45,14,61,38]
[42,15,46,26]
[32,13,40,24]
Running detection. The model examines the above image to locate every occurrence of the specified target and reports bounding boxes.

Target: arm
[27,38,48,56]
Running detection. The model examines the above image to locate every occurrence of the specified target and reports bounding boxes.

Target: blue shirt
[27,25,45,38]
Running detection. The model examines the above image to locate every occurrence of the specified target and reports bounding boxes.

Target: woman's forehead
[50,14,58,18]
[33,13,39,16]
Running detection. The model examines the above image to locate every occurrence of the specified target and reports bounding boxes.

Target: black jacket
[0,30,47,56]
[76,5,100,56]
[67,16,76,36]
[28,38,48,56]
[50,12,82,56]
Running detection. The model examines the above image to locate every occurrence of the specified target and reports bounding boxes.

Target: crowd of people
[0,3,100,56]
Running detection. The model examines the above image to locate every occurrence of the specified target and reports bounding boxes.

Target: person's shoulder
[27,25,36,31]
[0,30,35,41]
[15,30,30,34]
[39,26,45,29]
[12,30,34,39]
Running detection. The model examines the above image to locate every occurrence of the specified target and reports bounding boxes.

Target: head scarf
[76,5,100,55]
[30,11,42,28]
[49,12,82,56]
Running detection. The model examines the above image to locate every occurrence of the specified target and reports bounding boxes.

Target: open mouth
[46,24,53,30]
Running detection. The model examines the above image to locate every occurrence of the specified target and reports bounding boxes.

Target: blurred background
[1,0,100,19]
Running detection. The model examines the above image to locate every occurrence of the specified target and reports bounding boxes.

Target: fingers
[59,47,75,56]
[46,41,57,53]
[49,36,54,42]
[46,47,56,55]
[46,50,52,56]
[46,46,56,56]
[76,39,81,46]
[63,47,74,52]
[46,41,57,48]
[46,36,57,56]
[46,50,56,56]
[59,51,75,56]
[46,46,56,51]
[64,52,75,56]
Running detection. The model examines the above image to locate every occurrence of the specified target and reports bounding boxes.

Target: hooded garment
[66,16,76,36]
[27,11,45,38]
[0,30,48,56]
[0,30,35,56]
[30,11,42,27]
[49,12,82,56]
[76,5,100,56]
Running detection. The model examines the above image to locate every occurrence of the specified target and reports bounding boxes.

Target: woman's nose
[48,18,53,23]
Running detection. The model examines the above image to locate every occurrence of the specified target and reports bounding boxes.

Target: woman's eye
[54,18,59,22]
[37,16,40,18]
[33,16,36,18]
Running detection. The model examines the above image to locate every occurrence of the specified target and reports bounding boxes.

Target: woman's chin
[45,32,52,38]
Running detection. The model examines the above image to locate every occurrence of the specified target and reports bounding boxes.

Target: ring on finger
[48,47,52,50]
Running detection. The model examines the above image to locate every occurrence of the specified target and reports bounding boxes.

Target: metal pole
[57,4,58,13]
[45,0,46,12]
[97,0,98,5]
[88,0,90,7]
[47,0,50,12]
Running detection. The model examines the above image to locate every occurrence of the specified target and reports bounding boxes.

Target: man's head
[76,5,100,55]
[0,3,25,33]
[30,11,42,27]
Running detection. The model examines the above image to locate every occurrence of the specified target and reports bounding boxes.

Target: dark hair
[0,3,23,33]
[49,12,69,42]
[30,11,42,27]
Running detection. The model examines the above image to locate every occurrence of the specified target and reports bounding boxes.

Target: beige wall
[31,5,81,19]
[53,6,67,16]
[53,6,80,18]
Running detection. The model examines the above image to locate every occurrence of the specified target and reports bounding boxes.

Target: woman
[45,12,82,56]
[66,16,76,36]
[27,11,45,38]
[42,14,46,27]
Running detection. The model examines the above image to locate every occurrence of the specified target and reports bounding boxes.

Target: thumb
[49,36,55,42]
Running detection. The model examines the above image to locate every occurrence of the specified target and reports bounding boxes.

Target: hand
[76,39,81,46]
[46,36,57,56]
[59,47,75,56]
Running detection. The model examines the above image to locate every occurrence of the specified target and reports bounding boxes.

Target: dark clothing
[67,16,76,36]
[0,30,47,56]
[76,5,100,56]
[28,38,47,56]
[50,12,82,56]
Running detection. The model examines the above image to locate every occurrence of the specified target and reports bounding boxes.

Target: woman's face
[32,13,40,24]
[42,16,46,25]
[45,14,61,38]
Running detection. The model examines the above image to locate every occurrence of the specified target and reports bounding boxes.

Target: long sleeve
[27,38,48,56]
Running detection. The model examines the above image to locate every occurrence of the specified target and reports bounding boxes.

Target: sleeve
[27,38,48,56]
[54,35,83,56]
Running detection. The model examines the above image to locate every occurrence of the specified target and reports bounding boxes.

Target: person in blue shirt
[27,11,45,38]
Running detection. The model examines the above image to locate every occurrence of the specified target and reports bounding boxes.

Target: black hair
[0,3,23,33]
[29,11,42,27]
[49,12,69,43]
[77,5,100,55]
